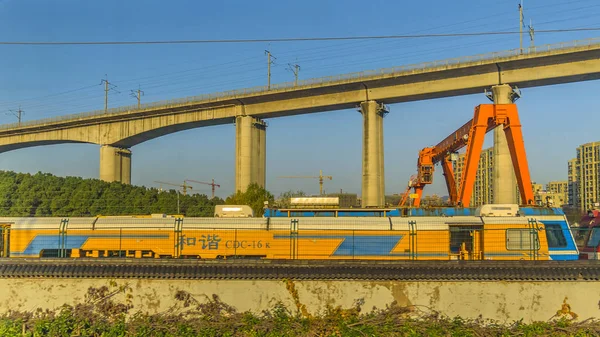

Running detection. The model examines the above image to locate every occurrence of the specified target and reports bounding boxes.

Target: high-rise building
[568,158,580,207]
[452,147,553,207]
[516,182,543,205]
[535,191,567,207]
[547,181,568,194]
[453,147,494,206]
[544,181,568,207]
[568,142,600,210]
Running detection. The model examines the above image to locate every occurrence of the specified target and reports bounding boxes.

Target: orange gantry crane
[185,179,221,199]
[401,103,534,208]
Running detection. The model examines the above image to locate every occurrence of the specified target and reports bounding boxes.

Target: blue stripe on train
[273,234,406,256]
[13,234,170,256]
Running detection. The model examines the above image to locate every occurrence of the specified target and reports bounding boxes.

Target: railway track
[1,259,600,281]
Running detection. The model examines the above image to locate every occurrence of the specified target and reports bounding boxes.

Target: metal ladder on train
[528,218,540,261]
[58,219,68,258]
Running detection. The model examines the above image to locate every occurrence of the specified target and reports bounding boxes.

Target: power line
[3,12,594,112]
[1,28,599,45]
[2,17,597,120]
[0,84,100,108]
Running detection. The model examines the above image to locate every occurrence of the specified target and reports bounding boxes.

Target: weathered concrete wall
[0,278,596,323]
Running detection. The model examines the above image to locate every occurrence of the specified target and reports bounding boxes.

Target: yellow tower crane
[185,179,220,199]
[277,170,333,195]
[154,181,192,195]
[153,181,193,214]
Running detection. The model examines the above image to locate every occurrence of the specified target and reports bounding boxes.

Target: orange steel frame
[401,104,534,208]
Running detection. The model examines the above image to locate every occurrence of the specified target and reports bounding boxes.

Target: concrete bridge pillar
[491,84,518,204]
[360,100,387,208]
[235,116,267,193]
[99,145,132,184]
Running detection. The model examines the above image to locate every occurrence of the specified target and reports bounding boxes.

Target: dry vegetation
[1,285,599,337]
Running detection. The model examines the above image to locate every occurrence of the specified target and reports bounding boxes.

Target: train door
[504,219,543,260]
[449,225,484,260]
[290,219,299,259]
[0,223,10,257]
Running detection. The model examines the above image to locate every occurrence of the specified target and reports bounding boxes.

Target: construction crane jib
[401,104,534,208]
[277,170,333,195]
[185,179,221,199]
[154,181,192,195]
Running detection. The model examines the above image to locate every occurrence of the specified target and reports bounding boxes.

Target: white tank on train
[214,205,254,218]
[475,204,520,217]
[290,197,339,209]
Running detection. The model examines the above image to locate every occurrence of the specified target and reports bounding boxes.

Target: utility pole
[130,85,144,109]
[528,19,535,47]
[100,75,119,113]
[519,0,524,53]
[287,63,301,86]
[7,106,23,126]
[265,50,276,90]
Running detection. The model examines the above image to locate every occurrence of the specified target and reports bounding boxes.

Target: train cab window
[545,224,567,248]
[506,229,540,250]
[585,228,600,248]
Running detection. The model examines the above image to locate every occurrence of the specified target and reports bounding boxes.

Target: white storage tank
[214,205,254,218]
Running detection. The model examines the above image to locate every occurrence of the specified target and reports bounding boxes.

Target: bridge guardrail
[1,37,600,131]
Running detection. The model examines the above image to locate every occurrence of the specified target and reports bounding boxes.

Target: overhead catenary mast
[130,85,144,109]
[100,75,119,112]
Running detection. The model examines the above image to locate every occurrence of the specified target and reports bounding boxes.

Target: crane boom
[277,170,332,195]
[185,179,221,199]
[154,181,192,195]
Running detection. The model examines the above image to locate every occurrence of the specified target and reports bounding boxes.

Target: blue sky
[0,0,599,199]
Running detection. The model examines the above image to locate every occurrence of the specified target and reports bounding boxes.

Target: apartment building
[453,147,494,206]
[568,141,600,210]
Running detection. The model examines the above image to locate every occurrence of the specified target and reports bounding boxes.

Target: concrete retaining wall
[0,278,597,323]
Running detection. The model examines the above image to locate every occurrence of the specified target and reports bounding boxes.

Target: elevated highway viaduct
[1,38,600,206]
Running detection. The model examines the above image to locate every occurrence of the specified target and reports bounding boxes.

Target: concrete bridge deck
[1,37,600,204]
[1,37,599,135]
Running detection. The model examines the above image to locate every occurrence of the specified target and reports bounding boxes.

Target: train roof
[264,206,565,217]
[405,207,565,217]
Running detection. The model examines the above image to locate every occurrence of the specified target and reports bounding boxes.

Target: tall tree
[225,183,274,217]
[421,194,446,207]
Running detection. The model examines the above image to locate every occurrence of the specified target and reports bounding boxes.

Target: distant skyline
[1,0,600,199]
